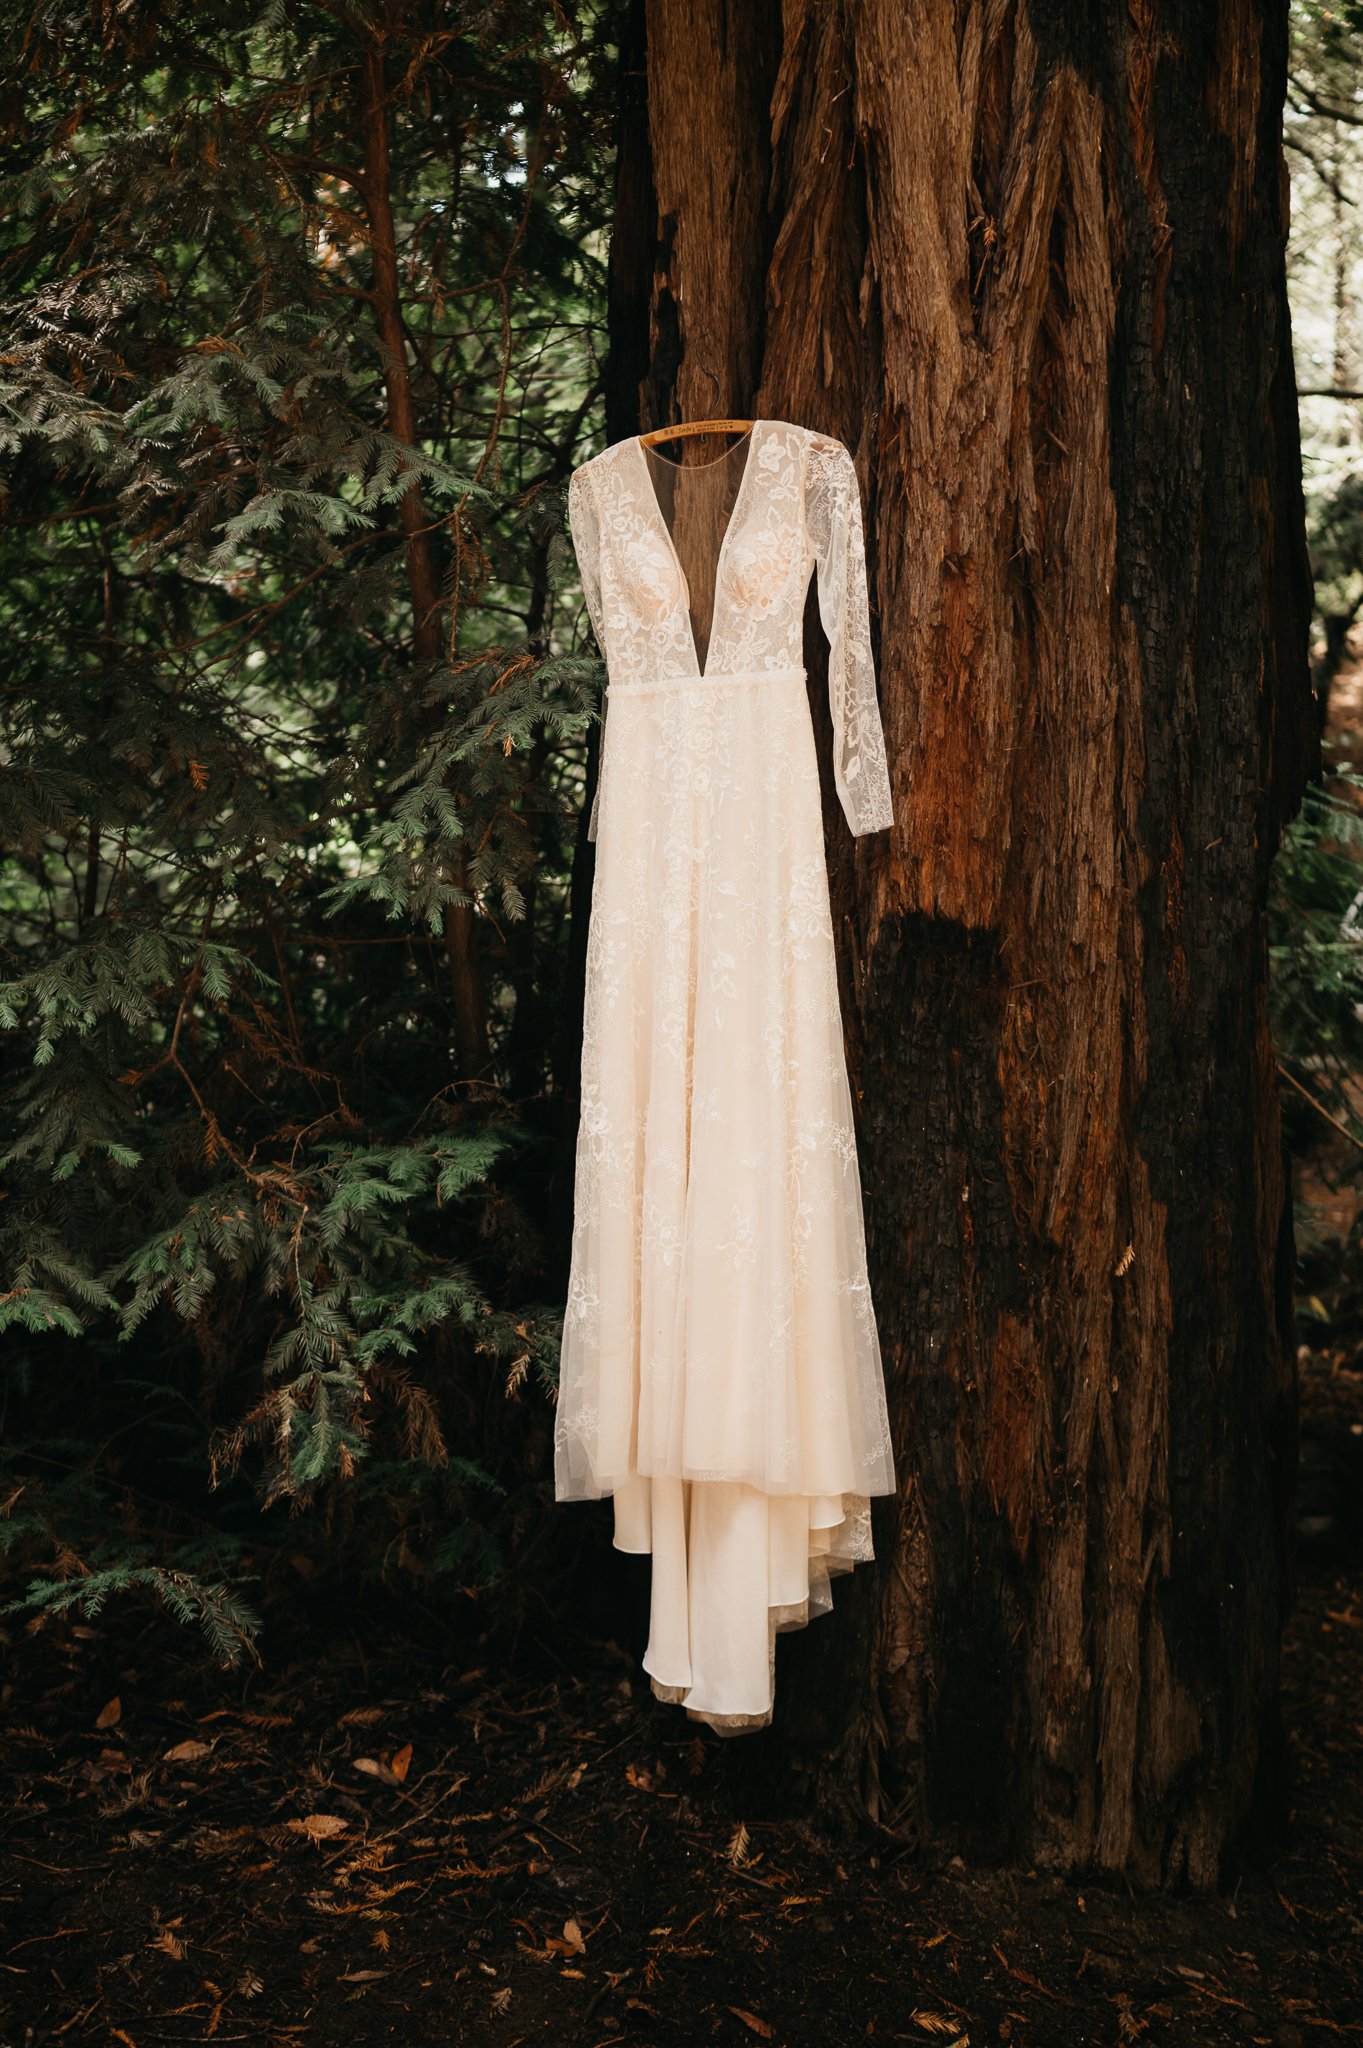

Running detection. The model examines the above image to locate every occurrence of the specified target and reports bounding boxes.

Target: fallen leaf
[353,1756,401,1787]
[728,2009,774,2039]
[545,1917,587,1956]
[96,1696,121,1729]
[349,1743,412,1788]
[726,1822,753,1867]
[164,1739,212,1763]
[286,1814,349,1841]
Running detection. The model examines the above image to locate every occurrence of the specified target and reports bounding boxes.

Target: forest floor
[1,1335,1361,2048]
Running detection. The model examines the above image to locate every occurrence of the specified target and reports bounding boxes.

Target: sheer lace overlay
[557,420,895,1734]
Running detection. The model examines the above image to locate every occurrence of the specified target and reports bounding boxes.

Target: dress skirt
[554,663,896,1733]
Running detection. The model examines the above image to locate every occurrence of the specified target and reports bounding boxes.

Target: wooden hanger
[638,417,754,447]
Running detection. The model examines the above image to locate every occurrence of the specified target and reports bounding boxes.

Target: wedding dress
[555,418,896,1735]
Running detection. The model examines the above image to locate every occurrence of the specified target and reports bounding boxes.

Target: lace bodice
[566,420,895,841]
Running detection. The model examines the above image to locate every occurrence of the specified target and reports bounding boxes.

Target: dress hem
[555,1467,897,1503]
[643,1547,863,1737]
[601,1473,876,1736]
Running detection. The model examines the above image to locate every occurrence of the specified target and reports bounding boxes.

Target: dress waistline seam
[606,666,807,697]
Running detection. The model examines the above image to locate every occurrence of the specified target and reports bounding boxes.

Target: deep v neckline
[631,423,763,680]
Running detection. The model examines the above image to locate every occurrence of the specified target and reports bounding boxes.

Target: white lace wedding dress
[555,418,897,1735]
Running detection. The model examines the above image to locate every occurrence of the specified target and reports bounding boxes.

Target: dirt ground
[1,1326,1361,2048]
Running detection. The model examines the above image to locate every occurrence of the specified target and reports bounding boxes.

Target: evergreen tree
[0,1,614,1652]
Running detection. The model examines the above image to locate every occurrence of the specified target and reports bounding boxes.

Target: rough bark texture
[608,0,1316,1886]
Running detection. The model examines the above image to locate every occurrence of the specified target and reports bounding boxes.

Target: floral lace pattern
[558,420,895,1734]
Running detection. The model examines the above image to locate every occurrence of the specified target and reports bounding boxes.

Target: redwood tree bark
[610,0,1317,1886]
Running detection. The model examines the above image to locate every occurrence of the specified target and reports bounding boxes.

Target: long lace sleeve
[804,433,894,837]
[567,463,608,842]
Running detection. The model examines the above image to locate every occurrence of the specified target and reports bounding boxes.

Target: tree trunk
[617,0,1317,1886]
[360,39,489,1083]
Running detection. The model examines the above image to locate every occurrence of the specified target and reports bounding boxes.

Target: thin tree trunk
[1332,154,1352,419]
[558,0,661,1202]
[83,540,118,926]
[360,39,489,1082]
[623,0,1316,1886]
